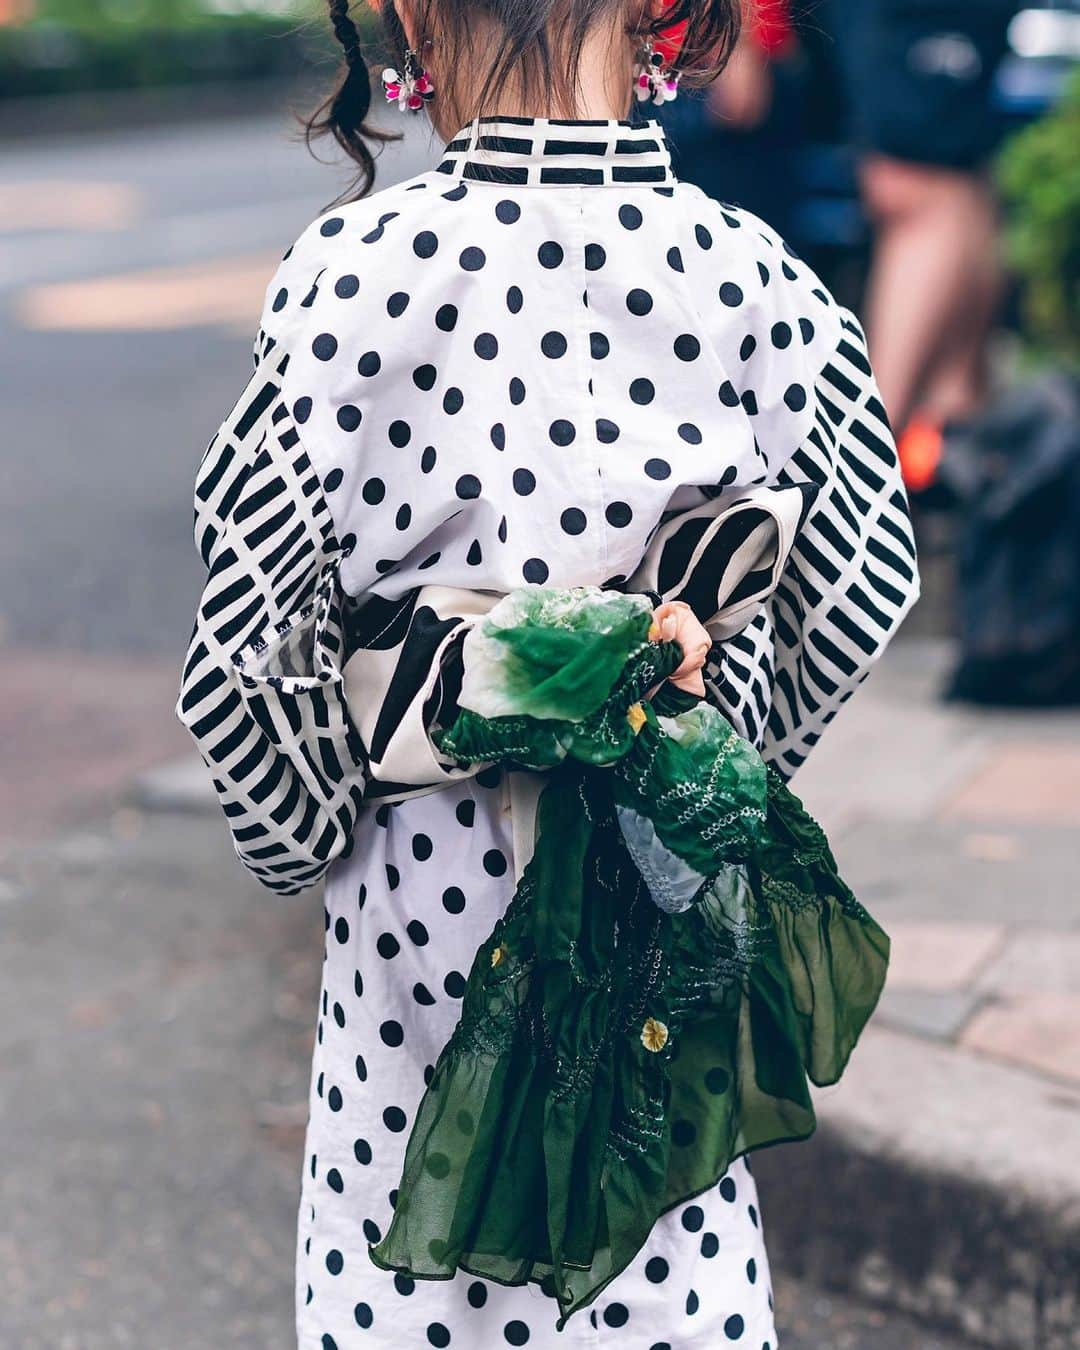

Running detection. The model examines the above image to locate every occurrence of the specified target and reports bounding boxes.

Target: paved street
[0,109,433,663]
[2,108,1077,1349]
[0,110,432,842]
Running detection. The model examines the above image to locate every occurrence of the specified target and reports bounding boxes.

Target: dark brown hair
[305,0,741,200]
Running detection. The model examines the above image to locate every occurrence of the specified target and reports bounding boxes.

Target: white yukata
[176,115,919,1350]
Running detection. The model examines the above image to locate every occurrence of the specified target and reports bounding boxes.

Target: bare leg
[918,199,1003,424]
[859,154,1003,431]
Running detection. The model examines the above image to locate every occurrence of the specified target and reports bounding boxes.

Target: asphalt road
[0,108,434,658]
[0,109,984,1349]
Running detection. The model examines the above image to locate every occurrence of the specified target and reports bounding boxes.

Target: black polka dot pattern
[249,132,845,1350]
[300,762,776,1346]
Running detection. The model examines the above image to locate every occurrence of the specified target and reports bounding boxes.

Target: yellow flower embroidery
[640,1017,668,1053]
[490,944,506,969]
[627,702,647,735]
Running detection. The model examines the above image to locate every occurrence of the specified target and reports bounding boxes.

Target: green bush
[0,1,381,99]
[997,66,1080,365]
[0,20,311,97]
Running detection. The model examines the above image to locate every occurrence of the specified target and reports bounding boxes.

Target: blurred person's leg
[827,0,1016,485]
[919,187,1004,421]
[860,154,1003,431]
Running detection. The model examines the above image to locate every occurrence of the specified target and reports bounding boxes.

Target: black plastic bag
[944,372,1080,705]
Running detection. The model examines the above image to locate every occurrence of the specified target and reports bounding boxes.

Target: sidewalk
[753,638,1080,1350]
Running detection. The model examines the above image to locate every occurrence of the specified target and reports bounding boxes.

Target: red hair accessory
[655,0,687,66]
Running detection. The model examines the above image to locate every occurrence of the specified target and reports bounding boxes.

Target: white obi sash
[341,482,815,871]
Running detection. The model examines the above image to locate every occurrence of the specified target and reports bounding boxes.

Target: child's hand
[648,600,711,697]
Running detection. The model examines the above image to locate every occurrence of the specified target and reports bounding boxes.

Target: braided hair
[305,0,398,201]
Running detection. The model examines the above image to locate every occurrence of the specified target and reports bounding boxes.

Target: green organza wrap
[368,586,889,1326]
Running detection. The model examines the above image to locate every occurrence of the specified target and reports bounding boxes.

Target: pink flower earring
[634,38,679,105]
[382,47,435,113]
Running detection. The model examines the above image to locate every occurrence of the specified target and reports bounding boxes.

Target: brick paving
[961,991,1080,1086]
[885,919,1006,993]
[797,638,1080,1091]
[945,743,1080,827]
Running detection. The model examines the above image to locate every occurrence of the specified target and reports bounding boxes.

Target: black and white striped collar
[437,116,676,188]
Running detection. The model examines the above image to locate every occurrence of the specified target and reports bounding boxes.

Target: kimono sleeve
[175,338,367,895]
[704,309,920,776]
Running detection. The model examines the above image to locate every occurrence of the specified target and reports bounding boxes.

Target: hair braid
[328,0,365,78]
[304,0,398,202]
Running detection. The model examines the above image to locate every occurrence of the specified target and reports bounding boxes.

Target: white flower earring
[382,46,435,113]
[634,37,680,105]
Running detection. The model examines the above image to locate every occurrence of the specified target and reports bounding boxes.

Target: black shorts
[827,0,1017,169]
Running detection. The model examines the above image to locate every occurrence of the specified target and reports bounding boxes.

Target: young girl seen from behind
[177,2,919,1346]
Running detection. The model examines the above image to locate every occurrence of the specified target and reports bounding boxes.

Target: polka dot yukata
[177,117,919,1350]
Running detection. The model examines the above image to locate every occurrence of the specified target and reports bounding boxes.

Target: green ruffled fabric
[369,586,889,1326]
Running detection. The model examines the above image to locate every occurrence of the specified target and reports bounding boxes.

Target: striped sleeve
[703,309,920,776]
[174,339,367,895]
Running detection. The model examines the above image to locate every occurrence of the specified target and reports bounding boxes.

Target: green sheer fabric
[369,587,889,1326]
